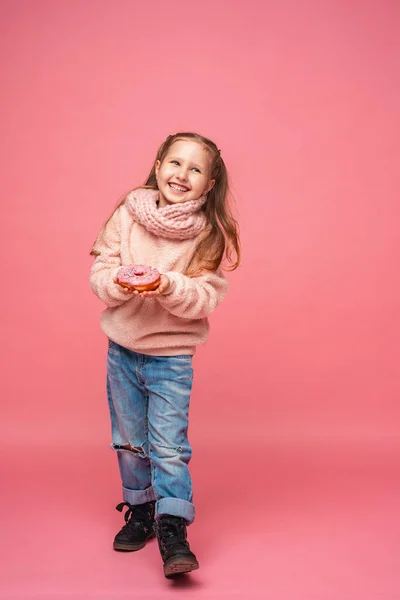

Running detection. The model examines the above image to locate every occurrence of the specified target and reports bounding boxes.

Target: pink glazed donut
[116,264,161,292]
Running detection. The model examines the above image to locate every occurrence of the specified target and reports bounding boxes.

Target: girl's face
[155,140,215,208]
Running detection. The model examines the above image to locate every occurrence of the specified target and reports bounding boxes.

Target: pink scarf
[126,188,207,240]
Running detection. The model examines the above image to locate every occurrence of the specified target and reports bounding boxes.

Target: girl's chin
[159,190,192,205]
[167,190,189,201]
[158,194,188,207]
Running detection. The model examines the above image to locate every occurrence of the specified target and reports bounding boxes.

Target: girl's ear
[155,160,161,175]
[206,179,216,194]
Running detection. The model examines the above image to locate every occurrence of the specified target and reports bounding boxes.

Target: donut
[116,264,161,292]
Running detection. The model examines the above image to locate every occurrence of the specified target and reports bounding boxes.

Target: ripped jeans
[106,340,195,524]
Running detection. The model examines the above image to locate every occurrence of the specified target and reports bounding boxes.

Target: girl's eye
[171,160,180,166]
[192,167,201,173]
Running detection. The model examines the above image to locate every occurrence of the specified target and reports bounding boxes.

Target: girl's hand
[113,277,142,295]
[139,274,171,297]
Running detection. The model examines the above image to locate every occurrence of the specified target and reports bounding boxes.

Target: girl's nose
[176,169,188,181]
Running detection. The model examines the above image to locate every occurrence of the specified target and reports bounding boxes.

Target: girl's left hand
[139,274,170,297]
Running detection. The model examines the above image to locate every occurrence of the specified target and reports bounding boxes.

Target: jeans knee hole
[112,443,147,458]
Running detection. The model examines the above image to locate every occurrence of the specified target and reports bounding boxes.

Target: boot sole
[163,555,200,578]
[113,531,156,552]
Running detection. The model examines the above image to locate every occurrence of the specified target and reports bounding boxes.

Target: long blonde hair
[91,132,241,276]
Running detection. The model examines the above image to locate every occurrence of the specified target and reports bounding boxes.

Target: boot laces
[158,517,189,551]
[116,502,149,533]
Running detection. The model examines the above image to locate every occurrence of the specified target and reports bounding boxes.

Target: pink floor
[1,442,399,599]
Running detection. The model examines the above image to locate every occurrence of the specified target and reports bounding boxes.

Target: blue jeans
[106,340,195,524]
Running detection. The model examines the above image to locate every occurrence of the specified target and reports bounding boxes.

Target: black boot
[113,501,155,551]
[156,515,199,577]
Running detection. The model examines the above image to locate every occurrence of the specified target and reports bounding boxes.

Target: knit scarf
[126,188,207,240]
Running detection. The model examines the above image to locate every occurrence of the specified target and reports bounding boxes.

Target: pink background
[1,0,399,598]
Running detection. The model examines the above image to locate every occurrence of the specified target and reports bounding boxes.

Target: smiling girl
[90,132,240,577]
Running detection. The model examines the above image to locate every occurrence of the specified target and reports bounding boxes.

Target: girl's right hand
[113,277,142,295]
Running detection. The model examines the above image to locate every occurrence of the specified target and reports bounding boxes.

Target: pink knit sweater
[90,188,228,356]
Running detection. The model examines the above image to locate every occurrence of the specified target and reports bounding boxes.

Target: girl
[90,132,240,577]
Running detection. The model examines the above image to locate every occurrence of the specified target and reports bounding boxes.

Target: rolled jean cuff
[122,485,156,505]
[156,498,195,524]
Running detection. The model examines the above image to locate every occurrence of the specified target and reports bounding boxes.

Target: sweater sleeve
[89,208,132,308]
[156,270,228,320]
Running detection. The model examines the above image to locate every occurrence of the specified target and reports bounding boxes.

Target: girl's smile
[155,140,215,208]
[169,182,190,193]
